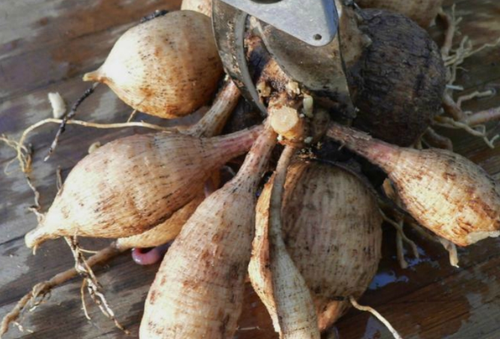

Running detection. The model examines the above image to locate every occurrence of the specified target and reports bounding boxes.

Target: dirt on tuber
[328,123,500,247]
[279,161,381,331]
[348,9,446,146]
[140,127,277,339]
[83,10,223,118]
[25,126,262,249]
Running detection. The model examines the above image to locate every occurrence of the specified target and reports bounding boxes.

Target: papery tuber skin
[356,0,443,28]
[116,193,205,249]
[249,148,321,339]
[25,126,262,249]
[282,161,382,330]
[83,11,223,119]
[140,128,277,339]
[348,9,446,146]
[328,123,500,247]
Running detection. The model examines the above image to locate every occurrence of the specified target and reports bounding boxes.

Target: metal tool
[216,0,339,47]
[212,0,355,116]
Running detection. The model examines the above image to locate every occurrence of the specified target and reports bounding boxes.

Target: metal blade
[257,17,356,117]
[218,0,338,47]
[212,0,267,114]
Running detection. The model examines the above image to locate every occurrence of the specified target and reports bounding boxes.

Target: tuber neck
[211,124,264,165]
[187,81,241,138]
[326,123,400,172]
[233,126,277,191]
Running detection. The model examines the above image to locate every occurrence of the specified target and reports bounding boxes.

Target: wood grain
[1,1,500,339]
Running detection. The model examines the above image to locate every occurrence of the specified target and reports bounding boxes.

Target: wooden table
[1,1,500,338]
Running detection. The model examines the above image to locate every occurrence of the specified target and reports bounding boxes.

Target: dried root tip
[25,225,51,249]
[349,297,402,339]
[48,92,66,119]
[442,92,466,122]
[439,238,459,267]
[82,70,103,83]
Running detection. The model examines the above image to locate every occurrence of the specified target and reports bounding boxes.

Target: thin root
[0,135,32,175]
[408,222,440,243]
[0,242,126,337]
[64,237,129,334]
[439,6,457,58]
[408,222,459,267]
[349,297,402,339]
[457,90,495,108]
[395,229,408,269]
[438,238,459,268]
[0,239,128,338]
[46,83,99,161]
[380,210,420,263]
[442,92,467,121]
[14,118,173,167]
[465,106,500,127]
[434,116,499,148]
[423,127,453,150]
[0,136,44,222]
[126,109,138,123]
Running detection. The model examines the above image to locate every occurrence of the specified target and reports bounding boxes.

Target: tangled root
[434,6,500,149]
[0,241,127,337]
[64,237,129,334]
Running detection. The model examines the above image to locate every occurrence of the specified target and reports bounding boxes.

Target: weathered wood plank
[0,0,182,101]
[0,0,180,62]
